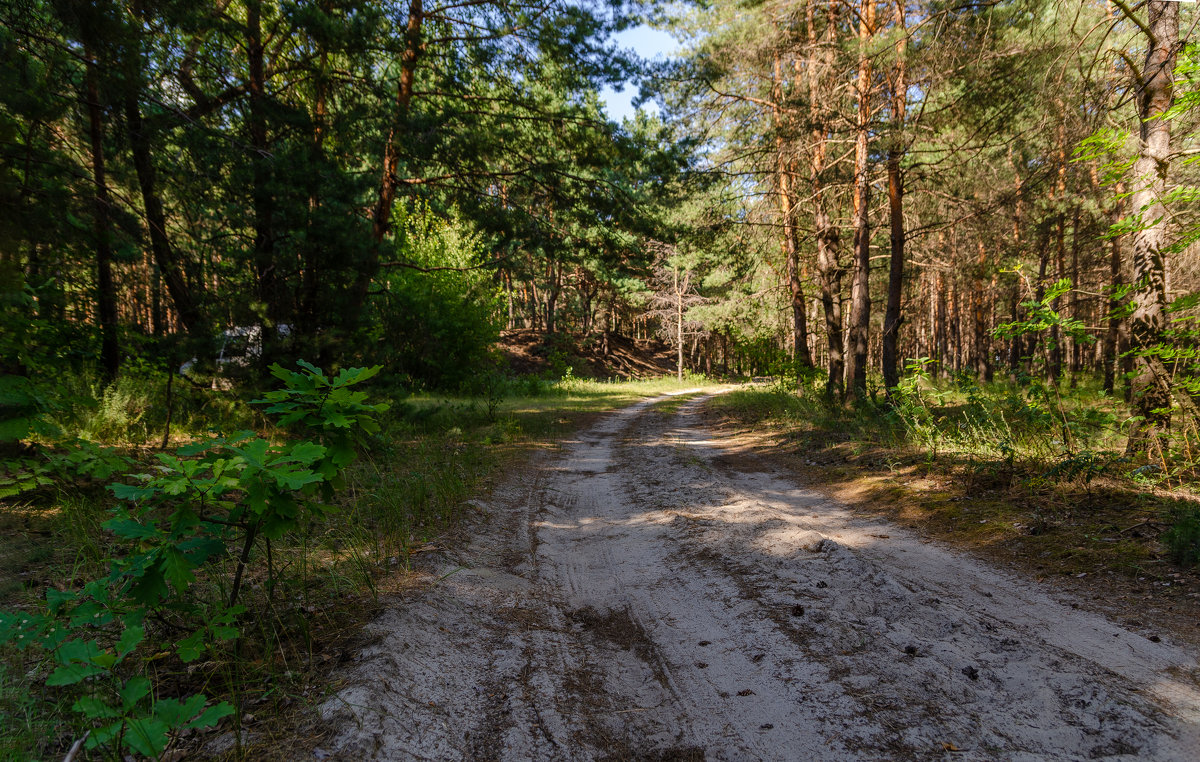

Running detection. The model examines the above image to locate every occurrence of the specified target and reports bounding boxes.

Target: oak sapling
[0,362,386,759]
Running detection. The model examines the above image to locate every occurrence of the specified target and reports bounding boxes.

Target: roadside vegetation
[0,360,714,761]
[709,371,1200,635]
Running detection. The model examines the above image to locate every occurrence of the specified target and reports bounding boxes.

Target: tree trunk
[545,259,560,334]
[1068,205,1082,387]
[846,0,876,401]
[881,0,907,392]
[1007,149,1025,379]
[247,0,278,334]
[122,8,205,337]
[1103,185,1125,394]
[1034,224,1050,376]
[675,264,684,381]
[808,0,843,399]
[150,251,163,336]
[1008,276,1022,380]
[1125,0,1179,454]
[1047,212,1065,384]
[972,241,989,381]
[772,57,812,372]
[935,269,947,375]
[345,0,423,332]
[85,50,119,381]
[300,37,328,339]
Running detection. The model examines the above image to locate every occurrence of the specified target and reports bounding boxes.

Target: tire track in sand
[321,391,1200,761]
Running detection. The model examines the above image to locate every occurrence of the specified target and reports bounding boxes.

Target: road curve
[320,391,1200,761]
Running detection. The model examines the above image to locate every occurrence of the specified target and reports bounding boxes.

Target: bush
[0,362,387,759]
[365,202,502,389]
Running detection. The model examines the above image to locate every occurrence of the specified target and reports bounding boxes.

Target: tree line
[2,0,1198,459]
[1,0,694,393]
[656,0,1198,456]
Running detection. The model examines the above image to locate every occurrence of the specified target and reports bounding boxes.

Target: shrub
[0,362,386,759]
[365,202,502,389]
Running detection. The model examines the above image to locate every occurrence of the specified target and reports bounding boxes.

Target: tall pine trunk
[1125,1,1179,454]
[809,0,843,399]
[248,0,278,334]
[1103,183,1125,395]
[846,0,875,401]
[85,49,119,381]
[881,0,907,392]
[772,57,812,371]
[346,0,423,333]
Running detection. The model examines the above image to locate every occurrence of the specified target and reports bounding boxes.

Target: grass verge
[704,385,1200,649]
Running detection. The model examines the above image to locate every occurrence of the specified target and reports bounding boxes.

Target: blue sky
[599,25,679,121]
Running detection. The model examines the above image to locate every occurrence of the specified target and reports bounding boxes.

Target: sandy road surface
[320,391,1200,760]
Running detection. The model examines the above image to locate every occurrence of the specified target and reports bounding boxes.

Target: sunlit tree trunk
[1103,181,1125,395]
[846,0,875,401]
[1125,0,1179,454]
[772,57,812,372]
[808,0,843,399]
[1068,205,1082,387]
[675,264,683,380]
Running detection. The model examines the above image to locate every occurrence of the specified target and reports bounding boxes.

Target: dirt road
[320,392,1200,760]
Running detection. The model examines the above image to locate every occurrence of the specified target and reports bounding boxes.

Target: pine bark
[85,50,120,380]
[846,0,876,401]
[881,0,907,392]
[1126,1,1179,454]
[773,57,812,371]
[809,0,844,399]
[1103,185,1124,394]
[346,0,423,331]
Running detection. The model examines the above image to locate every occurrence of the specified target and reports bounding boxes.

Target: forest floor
[309,390,1200,761]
